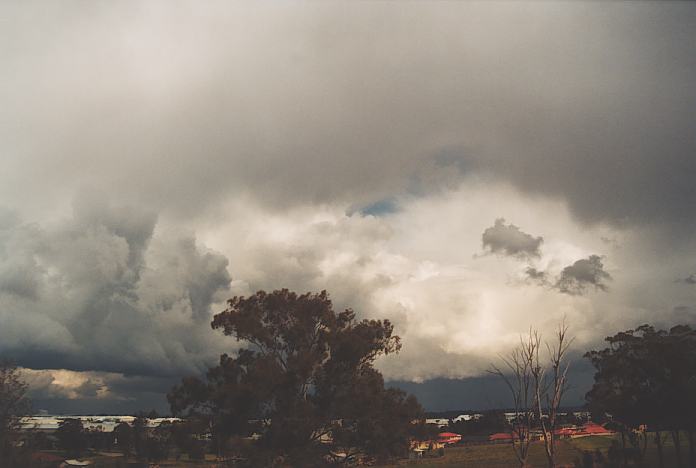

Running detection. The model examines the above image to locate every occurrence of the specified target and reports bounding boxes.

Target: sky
[1,1,696,414]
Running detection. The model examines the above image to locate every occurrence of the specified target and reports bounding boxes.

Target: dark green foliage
[447,411,508,437]
[56,418,87,458]
[0,360,31,466]
[168,419,207,460]
[169,289,422,466]
[114,421,133,456]
[585,324,696,467]
[113,418,170,462]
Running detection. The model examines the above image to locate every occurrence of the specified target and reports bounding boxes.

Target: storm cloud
[0,196,232,378]
[2,2,696,412]
[0,2,694,232]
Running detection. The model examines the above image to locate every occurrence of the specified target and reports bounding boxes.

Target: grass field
[380,439,593,467]
[35,433,695,467]
[380,433,694,467]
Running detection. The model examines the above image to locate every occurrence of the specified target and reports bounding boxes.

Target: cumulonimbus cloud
[0,195,232,379]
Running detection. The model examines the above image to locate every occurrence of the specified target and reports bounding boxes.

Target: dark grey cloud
[524,266,550,287]
[390,360,596,412]
[679,274,696,285]
[673,306,696,323]
[1,2,696,413]
[0,2,694,235]
[0,195,232,378]
[523,256,612,296]
[23,369,177,414]
[482,218,543,259]
[556,255,611,295]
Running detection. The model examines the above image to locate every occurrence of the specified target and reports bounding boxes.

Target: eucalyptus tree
[169,289,422,466]
[586,324,696,468]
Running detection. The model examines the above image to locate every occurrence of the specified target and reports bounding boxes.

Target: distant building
[19,415,181,433]
[438,432,462,445]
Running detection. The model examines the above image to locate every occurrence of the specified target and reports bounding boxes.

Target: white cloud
[197,181,665,382]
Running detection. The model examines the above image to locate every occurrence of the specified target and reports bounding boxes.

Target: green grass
[570,435,615,453]
[379,433,696,467]
[379,439,591,467]
[37,433,696,467]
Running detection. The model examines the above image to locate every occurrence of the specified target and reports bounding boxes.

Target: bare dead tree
[489,329,541,468]
[491,323,574,468]
[533,321,573,468]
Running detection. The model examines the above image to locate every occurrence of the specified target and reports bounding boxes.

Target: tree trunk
[688,429,695,468]
[655,430,664,468]
[540,426,554,468]
[620,431,628,468]
[548,435,555,468]
[673,430,683,467]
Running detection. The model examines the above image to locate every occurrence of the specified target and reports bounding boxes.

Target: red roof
[579,423,613,435]
[438,432,461,438]
[489,432,513,441]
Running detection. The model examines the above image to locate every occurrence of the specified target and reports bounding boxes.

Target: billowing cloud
[198,184,646,384]
[0,196,232,378]
[20,368,177,414]
[22,369,111,401]
[2,2,696,412]
[482,218,543,259]
[3,181,696,413]
[555,255,611,295]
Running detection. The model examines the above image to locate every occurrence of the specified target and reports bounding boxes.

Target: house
[438,432,462,445]
[488,432,513,443]
[554,427,576,439]
[425,418,450,427]
[410,439,445,452]
[571,423,614,437]
[452,413,483,423]
[488,430,543,443]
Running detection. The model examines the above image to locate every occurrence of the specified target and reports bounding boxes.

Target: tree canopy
[56,418,87,458]
[168,289,422,466]
[585,324,696,467]
[0,360,31,465]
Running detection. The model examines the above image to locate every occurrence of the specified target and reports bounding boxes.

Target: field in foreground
[380,434,690,467]
[380,438,597,467]
[31,434,694,467]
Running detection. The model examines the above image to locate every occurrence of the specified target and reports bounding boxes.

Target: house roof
[579,423,613,435]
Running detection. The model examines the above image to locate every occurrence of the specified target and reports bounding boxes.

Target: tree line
[492,322,696,468]
[2,288,696,467]
[586,324,696,468]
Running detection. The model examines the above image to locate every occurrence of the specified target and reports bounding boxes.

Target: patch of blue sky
[359,198,399,217]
